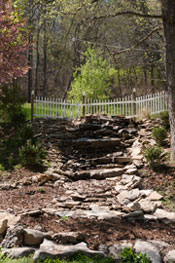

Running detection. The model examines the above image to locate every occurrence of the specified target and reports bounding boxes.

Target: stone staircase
[33,115,138,181]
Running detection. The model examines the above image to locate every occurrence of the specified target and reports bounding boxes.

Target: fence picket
[33,91,168,120]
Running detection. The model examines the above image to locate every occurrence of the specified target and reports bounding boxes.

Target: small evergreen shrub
[144,146,163,169]
[0,84,26,126]
[7,108,26,127]
[152,126,167,146]
[160,111,170,130]
[19,139,46,167]
[120,247,151,263]
[16,124,35,145]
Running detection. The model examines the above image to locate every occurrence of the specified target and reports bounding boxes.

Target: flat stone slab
[117,189,140,204]
[76,168,124,179]
[148,191,163,201]
[114,157,130,164]
[73,138,121,148]
[134,240,162,263]
[154,209,175,223]
[90,168,124,179]
[33,239,105,262]
[52,232,85,244]
[55,208,124,220]
[125,168,138,175]
[139,199,161,213]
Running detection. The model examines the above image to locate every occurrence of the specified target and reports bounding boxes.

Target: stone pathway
[0,115,174,262]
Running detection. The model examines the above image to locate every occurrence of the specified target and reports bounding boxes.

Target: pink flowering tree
[0,0,30,86]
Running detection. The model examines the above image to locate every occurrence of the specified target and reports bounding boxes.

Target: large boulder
[1,225,24,248]
[33,239,105,262]
[23,229,51,246]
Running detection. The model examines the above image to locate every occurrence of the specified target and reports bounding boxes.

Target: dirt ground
[0,166,175,250]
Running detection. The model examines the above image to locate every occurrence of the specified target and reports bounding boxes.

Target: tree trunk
[27,35,33,103]
[162,0,175,161]
[43,19,48,98]
[150,64,155,93]
[27,0,33,103]
[143,66,147,87]
[34,17,40,97]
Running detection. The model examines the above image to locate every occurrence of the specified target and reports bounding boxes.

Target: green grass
[22,103,31,120]
[0,254,115,263]
[0,255,33,263]
[26,100,168,120]
[0,249,151,263]
[23,102,134,120]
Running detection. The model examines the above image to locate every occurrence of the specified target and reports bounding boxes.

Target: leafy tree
[0,0,30,86]
[69,46,117,101]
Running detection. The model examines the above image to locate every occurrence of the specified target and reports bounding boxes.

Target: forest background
[12,0,164,101]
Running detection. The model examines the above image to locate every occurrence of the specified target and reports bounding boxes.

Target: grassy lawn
[22,102,134,120]
[0,254,115,263]
[22,103,31,120]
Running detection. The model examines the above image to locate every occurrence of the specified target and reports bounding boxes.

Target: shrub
[141,109,151,119]
[0,84,26,126]
[16,124,35,145]
[152,126,167,146]
[120,247,151,263]
[19,139,46,167]
[160,111,170,130]
[144,146,163,169]
[68,46,117,102]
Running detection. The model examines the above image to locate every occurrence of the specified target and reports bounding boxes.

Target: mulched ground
[0,166,175,250]
[140,166,175,211]
[20,214,175,250]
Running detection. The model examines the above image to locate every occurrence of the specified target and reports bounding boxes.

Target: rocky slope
[0,115,174,262]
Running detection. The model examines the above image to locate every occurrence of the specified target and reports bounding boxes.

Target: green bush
[120,247,151,263]
[19,139,46,167]
[0,123,36,169]
[152,126,167,146]
[144,146,163,169]
[0,84,26,126]
[160,111,170,130]
[16,124,35,145]
[69,46,117,102]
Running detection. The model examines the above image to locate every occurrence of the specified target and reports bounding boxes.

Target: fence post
[133,88,136,118]
[31,90,35,124]
[82,92,86,116]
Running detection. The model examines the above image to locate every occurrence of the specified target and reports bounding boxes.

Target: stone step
[73,138,123,149]
[74,167,124,180]
[85,156,130,165]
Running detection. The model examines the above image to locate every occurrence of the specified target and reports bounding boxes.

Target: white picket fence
[33,91,168,119]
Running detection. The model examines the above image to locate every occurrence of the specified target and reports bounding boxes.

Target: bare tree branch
[115,26,162,55]
[93,11,163,20]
